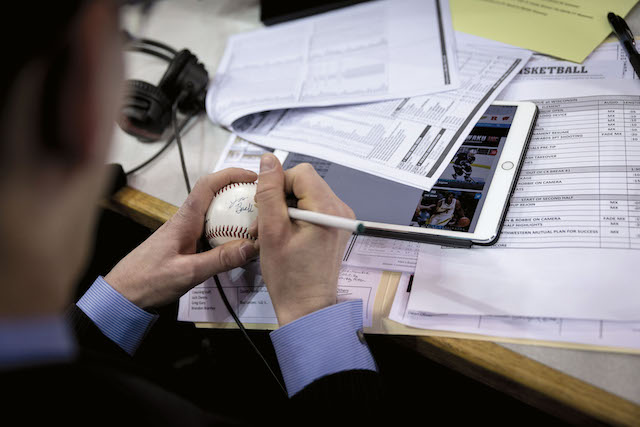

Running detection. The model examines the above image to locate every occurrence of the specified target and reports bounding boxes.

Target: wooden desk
[107,187,640,424]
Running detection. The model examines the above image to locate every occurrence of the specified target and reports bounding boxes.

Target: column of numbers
[598,100,629,248]
[625,99,640,247]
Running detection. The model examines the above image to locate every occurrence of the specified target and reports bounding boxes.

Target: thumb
[188,239,258,282]
[255,153,290,242]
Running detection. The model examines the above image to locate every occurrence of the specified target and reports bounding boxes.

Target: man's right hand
[254,154,354,326]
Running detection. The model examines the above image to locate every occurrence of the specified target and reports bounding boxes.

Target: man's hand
[105,168,259,309]
[254,154,354,326]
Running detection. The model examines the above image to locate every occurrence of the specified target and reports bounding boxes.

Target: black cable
[212,274,287,396]
[121,35,286,394]
[133,37,177,55]
[127,46,173,62]
[172,94,191,194]
[125,114,194,176]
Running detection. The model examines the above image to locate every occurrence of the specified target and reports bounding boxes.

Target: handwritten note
[227,196,255,215]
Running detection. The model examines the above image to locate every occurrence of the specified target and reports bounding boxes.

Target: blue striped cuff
[270,300,377,397]
[77,276,158,355]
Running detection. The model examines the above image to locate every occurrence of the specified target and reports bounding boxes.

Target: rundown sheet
[407,95,640,321]
[177,264,382,328]
[502,95,640,249]
[233,46,530,189]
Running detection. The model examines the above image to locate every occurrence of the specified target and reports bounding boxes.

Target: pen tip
[356,223,365,234]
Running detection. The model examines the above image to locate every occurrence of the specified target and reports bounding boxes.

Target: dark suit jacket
[2,306,383,426]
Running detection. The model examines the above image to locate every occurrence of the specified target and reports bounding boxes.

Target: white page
[211,134,289,174]
[406,95,640,321]
[206,0,459,127]
[455,31,640,100]
[342,235,419,273]
[178,264,383,327]
[390,277,640,352]
[497,42,640,100]
[212,135,271,172]
[233,46,531,190]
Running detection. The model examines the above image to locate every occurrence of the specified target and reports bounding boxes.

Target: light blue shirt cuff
[270,300,377,397]
[77,276,158,355]
[0,316,76,370]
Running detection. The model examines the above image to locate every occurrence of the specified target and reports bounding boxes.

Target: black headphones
[118,35,209,142]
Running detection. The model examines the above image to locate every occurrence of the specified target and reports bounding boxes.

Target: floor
[74,209,567,423]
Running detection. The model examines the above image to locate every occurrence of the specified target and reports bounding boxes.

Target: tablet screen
[281,104,518,233]
[410,104,517,233]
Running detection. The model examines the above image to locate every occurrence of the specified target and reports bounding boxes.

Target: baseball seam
[205,225,255,241]
[214,182,257,198]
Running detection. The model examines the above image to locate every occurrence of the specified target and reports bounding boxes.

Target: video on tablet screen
[409,104,517,233]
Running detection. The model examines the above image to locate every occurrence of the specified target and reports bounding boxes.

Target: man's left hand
[105,168,258,309]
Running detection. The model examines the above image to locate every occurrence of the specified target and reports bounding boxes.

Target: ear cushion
[118,80,172,142]
[159,49,209,115]
[158,50,193,100]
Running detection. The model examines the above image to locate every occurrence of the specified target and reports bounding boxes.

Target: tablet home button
[501,161,514,170]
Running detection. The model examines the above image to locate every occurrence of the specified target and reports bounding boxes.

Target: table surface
[108,1,640,423]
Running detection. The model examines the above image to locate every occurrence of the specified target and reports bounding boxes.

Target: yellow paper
[450,0,638,63]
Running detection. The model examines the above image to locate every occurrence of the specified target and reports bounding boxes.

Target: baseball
[204,182,258,247]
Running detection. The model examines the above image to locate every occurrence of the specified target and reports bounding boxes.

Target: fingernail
[240,242,256,261]
[260,154,275,173]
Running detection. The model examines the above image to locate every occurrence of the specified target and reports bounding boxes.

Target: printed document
[206,0,459,127]
[389,276,640,352]
[450,0,638,63]
[406,95,640,321]
[499,41,640,100]
[232,46,531,190]
[342,235,420,273]
[456,31,640,100]
[177,264,383,328]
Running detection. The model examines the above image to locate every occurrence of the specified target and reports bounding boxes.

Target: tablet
[281,101,538,247]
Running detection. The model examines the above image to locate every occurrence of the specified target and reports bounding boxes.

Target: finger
[248,218,258,238]
[187,239,258,282]
[283,163,342,213]
[255,153,290,241]
[176,168,258,223]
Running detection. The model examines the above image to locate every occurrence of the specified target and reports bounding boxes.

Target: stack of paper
[205,0,531,190]
[186,0,640,353]
[388,39,640,353]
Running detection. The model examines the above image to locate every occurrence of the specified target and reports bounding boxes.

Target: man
[451,148,477,183]
[0,1,380,423]
[428,193,465,227]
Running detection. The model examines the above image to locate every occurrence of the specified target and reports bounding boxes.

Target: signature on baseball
[227,197,255,214]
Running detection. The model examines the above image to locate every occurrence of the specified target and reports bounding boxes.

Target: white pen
[287,207,365,234]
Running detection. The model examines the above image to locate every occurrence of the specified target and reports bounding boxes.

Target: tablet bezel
[360,100,538,245]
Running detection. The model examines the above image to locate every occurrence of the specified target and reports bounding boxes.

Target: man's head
[0,1,124,316]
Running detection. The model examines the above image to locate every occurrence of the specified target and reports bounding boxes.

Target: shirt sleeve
[76,276,158,356]
[0,316,76,370]
[269,300,377,397]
